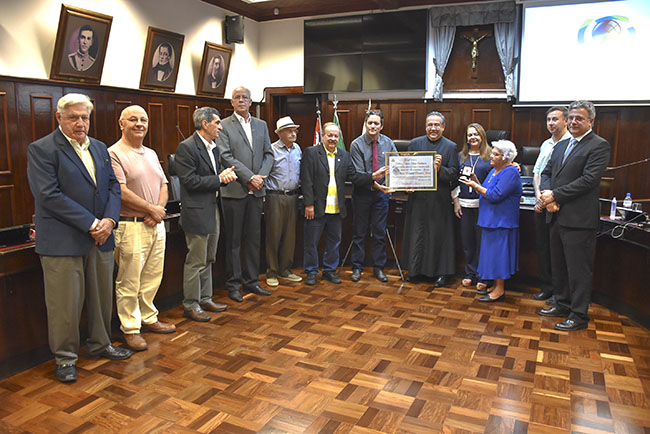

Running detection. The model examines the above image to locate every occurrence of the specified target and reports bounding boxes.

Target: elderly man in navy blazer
[217,86,274,302]
[538,100,610,331]
[175,107,237,322]
[27,93,133,383]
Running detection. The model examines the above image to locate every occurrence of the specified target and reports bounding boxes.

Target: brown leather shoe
[123,333,148,351]
[199,299,228,312]
[183,307,211,322]
[141,321,176,334]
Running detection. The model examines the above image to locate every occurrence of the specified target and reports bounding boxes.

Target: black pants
[534,210,553,292]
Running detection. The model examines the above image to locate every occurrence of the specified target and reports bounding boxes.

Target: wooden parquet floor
[2,271,650,433]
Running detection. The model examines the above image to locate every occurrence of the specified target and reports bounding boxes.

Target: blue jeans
[303,213,342,274]
[350,190,389,271]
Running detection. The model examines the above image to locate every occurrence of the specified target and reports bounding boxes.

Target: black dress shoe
[246,285,272,296]
[477,288,491,295]
[554,319,588,331]
[538,305,570,317]
[406,274,419,283]
[351,269,362,282]
[373,269,388,282]
[322,271,342,284]
[545,295,556,305]
[56,364,77,383]
[89,345,133,360]
[478,293,505,302]
[533,291,553,301]
[305,273,318,285]
[433,275,449,287]
[229,290,243,302]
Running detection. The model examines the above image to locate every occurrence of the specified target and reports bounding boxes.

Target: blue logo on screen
[578,16,636,44]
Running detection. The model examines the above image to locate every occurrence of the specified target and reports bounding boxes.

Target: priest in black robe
[402,111,458,286]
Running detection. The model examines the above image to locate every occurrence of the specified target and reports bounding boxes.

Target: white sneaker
[266,277,279,287]
[279,272,302,282]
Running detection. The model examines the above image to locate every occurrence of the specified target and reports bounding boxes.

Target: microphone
[606,157,649,171]
[176,125,186,140]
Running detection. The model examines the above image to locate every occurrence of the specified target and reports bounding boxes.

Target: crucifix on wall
[460,28,492,78]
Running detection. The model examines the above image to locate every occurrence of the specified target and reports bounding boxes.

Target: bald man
[109,105,176,352]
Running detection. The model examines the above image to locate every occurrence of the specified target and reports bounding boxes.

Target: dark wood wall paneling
[0,76,244,227]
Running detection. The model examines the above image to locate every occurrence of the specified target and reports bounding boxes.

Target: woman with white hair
[461,140,522,302]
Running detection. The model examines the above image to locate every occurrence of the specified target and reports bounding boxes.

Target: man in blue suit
[27,93,133,383]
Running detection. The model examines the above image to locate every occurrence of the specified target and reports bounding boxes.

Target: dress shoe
[537,305,570,317]
[200,300,228,312]
[123,333,148,351]
[433,275,449,287]
[533,291,553,301]
[266,276,279,287]
[478,293,505,302]
[545,295,556,306]
[229,290,243,302]
[305,273,318,285]
[89,345,133,360]
[477,288,491,296]
[55,364,77,383]
[554,319,588,331]
[142,320,176,334]
[279,272,302,282]
[351,269,362,282]
[246,285,272,296]
[374,269,388,282]
[322,271,342,284]
[406,274,420,283]
[184,306,211,322]
[56,364,77,383]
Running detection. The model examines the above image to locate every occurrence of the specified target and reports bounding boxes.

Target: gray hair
[57,93,93,113]
[193,107,220,130]
[492,140,518,163]
[569,100,596,120]
[425,111,445,125]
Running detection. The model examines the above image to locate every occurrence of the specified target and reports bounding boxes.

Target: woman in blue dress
[460,140,522,302]
[453,123,492,288]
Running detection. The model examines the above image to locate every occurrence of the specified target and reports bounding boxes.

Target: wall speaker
[225,15,244,44]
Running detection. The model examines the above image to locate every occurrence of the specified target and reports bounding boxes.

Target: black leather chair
[485,130,509,145]
[167,154,182,202]
[393,139,410,152]
[518,146,540,177]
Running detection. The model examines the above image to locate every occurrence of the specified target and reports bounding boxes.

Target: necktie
[372,139,378,172]
[562,138,577,165]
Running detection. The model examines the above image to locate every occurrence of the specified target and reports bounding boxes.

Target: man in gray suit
[538,100,610,331]
[217,86,274,302]
[174,107,237,322]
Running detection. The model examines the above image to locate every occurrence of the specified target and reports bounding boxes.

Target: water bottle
[609,196,617,219]
[623,193,632,209]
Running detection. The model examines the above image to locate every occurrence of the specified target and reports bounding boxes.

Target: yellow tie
[72,140,96,185]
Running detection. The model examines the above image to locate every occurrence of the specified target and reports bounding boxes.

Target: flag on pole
[333,107,345,151]
[313,98,322,146]
[313,116,321,146]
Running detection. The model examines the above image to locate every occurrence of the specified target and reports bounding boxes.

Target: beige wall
[0,0,305,101]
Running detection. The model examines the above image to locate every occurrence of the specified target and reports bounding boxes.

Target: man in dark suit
[217,86,274,302]
[301,122,385,285]
[175,107,237,322]
[27,93,133,383]
[537,100,610,331]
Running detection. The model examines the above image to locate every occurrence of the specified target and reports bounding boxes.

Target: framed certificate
[385,151,437,191]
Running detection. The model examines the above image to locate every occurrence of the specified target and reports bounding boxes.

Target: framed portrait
[196,42,233,97]
[139,27,184,92]
[50,5,113,84]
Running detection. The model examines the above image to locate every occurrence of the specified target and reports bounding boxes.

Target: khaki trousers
[264,194,298,278]
[183,209,219,309]
[40,246,114,365]
[114,221,166,334]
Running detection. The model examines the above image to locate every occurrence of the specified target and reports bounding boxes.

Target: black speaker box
[225,15,244,44]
